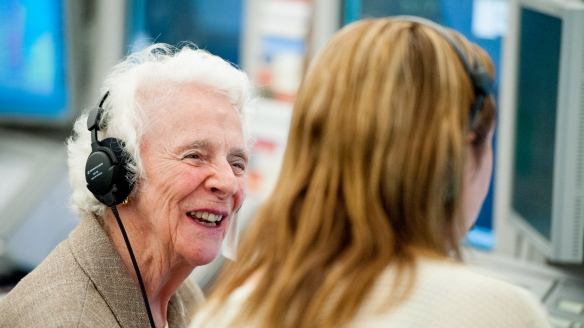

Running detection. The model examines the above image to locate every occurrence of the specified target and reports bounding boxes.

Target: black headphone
[395,16,494,122]
[85,91,134,206]
[84,92,155,328]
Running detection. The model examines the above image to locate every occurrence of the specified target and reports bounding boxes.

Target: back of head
[286,16,494,252]
[209,18,496,328]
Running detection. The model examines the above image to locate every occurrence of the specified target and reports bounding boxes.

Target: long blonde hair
[207,18,496,327]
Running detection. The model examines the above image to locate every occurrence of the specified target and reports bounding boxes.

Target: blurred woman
[190,17,550,328]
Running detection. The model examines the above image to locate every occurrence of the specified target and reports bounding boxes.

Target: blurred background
[1,0,583,326]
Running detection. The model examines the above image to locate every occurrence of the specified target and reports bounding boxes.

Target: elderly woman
[0,44,254,328]
[190,17,550,328]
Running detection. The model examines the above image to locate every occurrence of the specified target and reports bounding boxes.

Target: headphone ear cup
[469,62,493,123]
[102,137,134,200]
[469,93,485,124]
[86,149,117,196]
[85,138,134,206]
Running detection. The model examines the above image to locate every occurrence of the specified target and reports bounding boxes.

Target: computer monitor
[497,0,584,264]
[0,0,70,124]
[125,0,242,65]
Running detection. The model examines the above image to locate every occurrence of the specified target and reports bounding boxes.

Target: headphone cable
[110,205,157,328]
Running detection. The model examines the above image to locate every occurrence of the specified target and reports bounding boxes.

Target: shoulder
[435,261,550,327]
[357,258,551,328]
[189,281,256,328]
[0,240,116,327]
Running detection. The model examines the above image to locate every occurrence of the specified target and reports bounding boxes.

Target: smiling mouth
[188,211,224,227]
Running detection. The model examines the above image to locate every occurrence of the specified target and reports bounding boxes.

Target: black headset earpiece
[394,16,494,123]
[85,92,134,206]
[468,59,493,122]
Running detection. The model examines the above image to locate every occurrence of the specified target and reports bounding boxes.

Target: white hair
[67,43,256,218]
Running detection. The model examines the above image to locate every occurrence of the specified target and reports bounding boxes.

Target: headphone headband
[88,91,110,148]
[393,16,494,122]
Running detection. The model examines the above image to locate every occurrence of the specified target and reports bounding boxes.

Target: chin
[179,217,230,266]
[184,244,223,266]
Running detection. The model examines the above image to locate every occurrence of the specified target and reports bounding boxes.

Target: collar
[67,214,188,327]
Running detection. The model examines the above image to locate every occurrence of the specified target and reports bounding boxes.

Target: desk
[465,248,584,327]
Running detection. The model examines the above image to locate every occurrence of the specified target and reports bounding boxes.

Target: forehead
[143,84,245,150]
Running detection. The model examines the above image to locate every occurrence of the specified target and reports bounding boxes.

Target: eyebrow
[174,140,213,154]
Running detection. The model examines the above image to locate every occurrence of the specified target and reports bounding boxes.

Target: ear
[466,131,477,145]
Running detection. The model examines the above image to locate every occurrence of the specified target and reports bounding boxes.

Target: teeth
[189,211,224,223]
[197,220,217,227]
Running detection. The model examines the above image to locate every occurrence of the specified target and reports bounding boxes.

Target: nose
[206,161,239,198]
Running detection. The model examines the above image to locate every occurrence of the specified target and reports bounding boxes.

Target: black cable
[110,205,156,328]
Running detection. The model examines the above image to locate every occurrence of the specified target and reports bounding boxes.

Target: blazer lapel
[68,215,152,328]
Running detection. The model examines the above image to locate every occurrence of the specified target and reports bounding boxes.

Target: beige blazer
[0,215,205,327]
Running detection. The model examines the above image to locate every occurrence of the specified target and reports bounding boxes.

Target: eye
[230,159,247,174]
[184,152,206,163]
[185,152,201,159]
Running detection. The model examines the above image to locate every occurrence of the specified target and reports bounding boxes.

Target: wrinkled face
[134,85,247,266]
[462,126,495,231]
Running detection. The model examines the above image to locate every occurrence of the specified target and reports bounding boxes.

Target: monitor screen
[126,0,242,66]
[511,8,562,242]
[0,0,68,121]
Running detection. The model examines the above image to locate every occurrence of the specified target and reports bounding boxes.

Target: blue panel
[345,0,362,25]
[0,0,68,120]
[464,225,496,250]
[126,0,242,65]
[441,0,503,86]
[261,36,305,61]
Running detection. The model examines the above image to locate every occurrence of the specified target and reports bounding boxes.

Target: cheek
[480,150,494,195]
[180,167,209,191]
[462,153,493,230]
[234,178,247,210]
